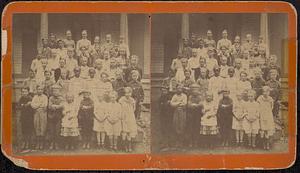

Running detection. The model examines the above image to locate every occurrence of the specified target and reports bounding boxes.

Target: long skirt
[173,107,186,135]
[34,109,47,136]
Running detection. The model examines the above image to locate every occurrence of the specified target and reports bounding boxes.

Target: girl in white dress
[94,94,109,148]
[119,87,137,152]
[61,93,80,150]
[243,90,260,148]
[257,86,275,150]
[232,92,245,146]
[105,91,122,150]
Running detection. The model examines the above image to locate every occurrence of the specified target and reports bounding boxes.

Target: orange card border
[1,1,297,170]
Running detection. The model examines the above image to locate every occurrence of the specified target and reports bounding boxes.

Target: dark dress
[217,97,234,141]
[187,94,203,144]
[78,98,94,140]
[127,80,144,119]
[159,92,174,140]
[19,95,34,137]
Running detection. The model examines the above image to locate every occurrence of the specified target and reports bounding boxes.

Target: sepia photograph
[151,13,289,154]
[12,13,151,155]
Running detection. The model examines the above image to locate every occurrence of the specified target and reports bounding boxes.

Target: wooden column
[120,13,129,45]
[143,15,150,79]
[181,13,189,39]
[39,13,48,50]
[260,13,269,57]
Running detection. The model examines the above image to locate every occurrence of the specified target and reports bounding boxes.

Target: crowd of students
[159,30,282,150]
[18,30,144,153]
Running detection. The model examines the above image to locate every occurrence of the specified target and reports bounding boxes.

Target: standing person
[35,58,49,83]
[159,86,174,148]
[206,47,218,78]
[187,83,202,147]
[181,38,192,59]
[105,91,122,150]
[208,65,223,101]
[101,34,114,53]
[266,69,281,119]
[57,39,68,60]
[31,53,43,75]
[251,69,266,99]
[237,71,252,100]
[61,93,80,150]
[242,34,254,53]
[65,48,78,79]
[127,70,144,120]
[189,33,198,48]
[230,36,242,62]
[41,38,52,59]
[217,30,232,51]
[118,35,130,59]
[243,90,260,148]
[69,67,84,102]
[219,56,229,78]
[196,68,209,100]
[42,70,55,97]
[125,55,143,82]
[48,33,58,49]
[257,86,275,150]
[170,84,188,148]
[161,70,177,93]
[187,48,200,80]
[63,30,75,49]
[223,67,238,99]
[204,30,216,48]
[200,92,218,149]
[94,94,108,149]
[31,85,48,150]
[197,38,208,60]
[76,30,92,58]
[18,87,34,150]
[181,69,194,95]
[232,92,245,146]
[54,57,68,82]
[112,70,127,99]
[79,56,90,80]
[234,58,243,79]
[217,89,234,147]
[78,89,94,149]
[23,69,38,96]
[47,84,64,150]
[119,87,138,152]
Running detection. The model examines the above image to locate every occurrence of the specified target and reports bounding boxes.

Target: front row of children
[161,84,275,150]
[19,85,138,152]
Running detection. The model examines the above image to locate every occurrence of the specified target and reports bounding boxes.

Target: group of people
[18,30,144,153]
[159,30,282,150]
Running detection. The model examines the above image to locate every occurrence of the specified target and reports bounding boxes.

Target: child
[187,83,202,147]
[125,55,143,82]
[99,72,113,99]
[30,53,43,75]
[31,85,48,150]
[181,69,194,95]
[23,69,38,96]
[223,67,238,99]
[237,71,252,100]
[257,86,275,150]
[94,94,108,149]
[266,69,281,119]
[119,87,138,152]
[200,92,218,148]
[78,89,94,149]
[170,84,187,148]
[19,87,34,150]
[65,48,78,79]
[76,30,92,58]
[159,86,174,148]
[56,68,70,97]
[48,84,64,150]
[36,58,48,83]
[127,70,144,120]
[112,70,127,99]
[105,91,122,150]
[251,69,266,99]
[219,56,229,78]
[69,67,84,101]
[170,54,183,82]
[217,89,234,147]
[42,70,55,97]
[161,70,177,93]
[232,92,245,146]
[196,68,209,100]
[208,65,224,101]
[102,50,111,72]
[61,93,80,150]
[63,30,75,49]
[243,90,260,148]
[94,58,104,79]
[206,47,218,78]
[86,68,100,102]
[79,56,90,80]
